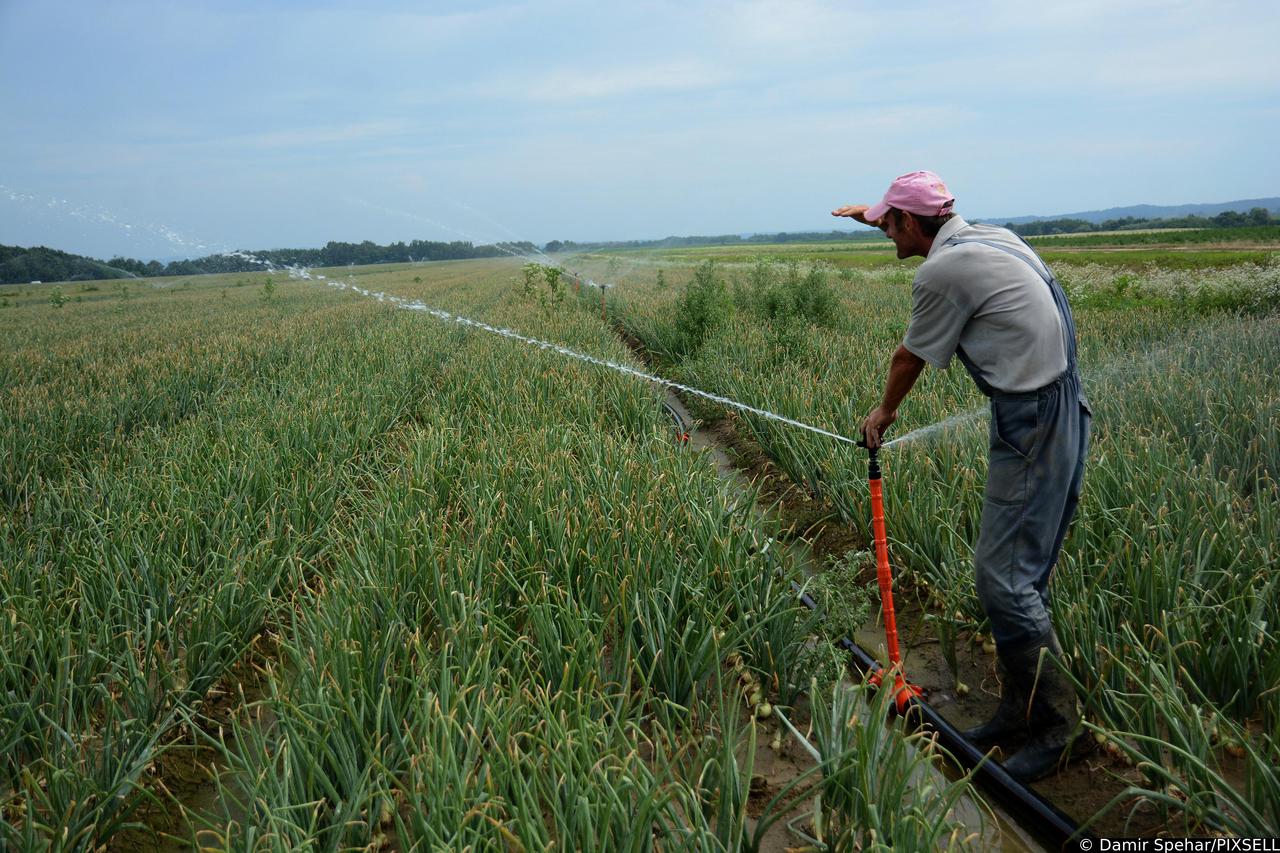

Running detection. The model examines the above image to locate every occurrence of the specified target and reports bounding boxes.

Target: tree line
[1005,207,1277,236]
[6,207,1278,286]
[105,239,533,277]
[0,244,135,285]
[1,238,532,286]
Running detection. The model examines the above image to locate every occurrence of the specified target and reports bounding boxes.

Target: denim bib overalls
[943,234,1092,649]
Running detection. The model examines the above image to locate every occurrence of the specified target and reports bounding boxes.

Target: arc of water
[319,276,862,448]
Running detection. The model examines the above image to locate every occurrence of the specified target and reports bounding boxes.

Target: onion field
[4,247,1277,847]
[2,264,988,851]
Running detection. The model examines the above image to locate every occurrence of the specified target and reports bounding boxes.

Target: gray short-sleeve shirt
[903,217,1067,394]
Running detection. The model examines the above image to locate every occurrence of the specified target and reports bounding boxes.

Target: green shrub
[543,265,564,304]
[738,260,841,328]
[672,260,733,358]
[520,262,541,297]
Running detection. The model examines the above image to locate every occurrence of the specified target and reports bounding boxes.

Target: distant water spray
[417,200,644,293]
[441,202,622,292]
[353,198,618,293]
[3,180,607,289]
[0,183,300,280]
[449,200,556,265]
[444,203,632,294]
[1,183,531,285]
[1,183,220,256]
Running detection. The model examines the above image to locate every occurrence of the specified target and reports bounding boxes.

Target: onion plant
[758,681,984,850]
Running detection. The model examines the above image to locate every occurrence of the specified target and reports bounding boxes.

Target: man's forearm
[880,345,927,413]
[861,345,927,448]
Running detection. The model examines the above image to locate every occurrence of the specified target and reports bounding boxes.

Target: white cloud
[946,0,1280,96]
[222,121,415,150]
[519,60,730,101]
[717,0,875,55]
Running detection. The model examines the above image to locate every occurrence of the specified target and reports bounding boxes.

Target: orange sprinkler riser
[865,454,921,712]
[869,477,903,667]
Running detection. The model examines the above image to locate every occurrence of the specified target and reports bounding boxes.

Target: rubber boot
[960,658,1027,747]
[1001,631,1080,783]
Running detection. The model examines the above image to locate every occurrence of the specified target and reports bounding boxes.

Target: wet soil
[738,692,820,849]
[106,651,268,851]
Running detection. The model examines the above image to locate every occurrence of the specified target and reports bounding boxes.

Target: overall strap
[944,237,1053,285]
[945,235,1078,376]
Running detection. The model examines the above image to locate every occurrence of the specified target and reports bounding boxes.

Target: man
[832,171,1091,782]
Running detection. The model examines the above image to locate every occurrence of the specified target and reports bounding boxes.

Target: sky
[1,0,1278,260]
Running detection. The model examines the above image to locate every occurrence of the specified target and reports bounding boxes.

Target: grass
[9,237,1275,842]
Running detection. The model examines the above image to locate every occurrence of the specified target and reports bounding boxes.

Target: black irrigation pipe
[790,580,1093,851]
[661,400,689,442]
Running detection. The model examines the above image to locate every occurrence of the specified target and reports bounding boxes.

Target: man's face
[880,210,925,259]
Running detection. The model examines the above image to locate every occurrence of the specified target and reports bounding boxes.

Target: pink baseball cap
[864,171,955,224]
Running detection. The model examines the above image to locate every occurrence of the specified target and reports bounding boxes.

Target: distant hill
[0,244,136,286]
[994,197,1280,225]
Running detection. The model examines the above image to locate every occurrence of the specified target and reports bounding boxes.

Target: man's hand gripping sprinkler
[858,430,923,713]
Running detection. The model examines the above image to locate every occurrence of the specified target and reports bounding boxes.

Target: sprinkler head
[856,424,890,453]
[857,435,882,477]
